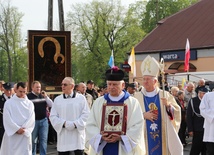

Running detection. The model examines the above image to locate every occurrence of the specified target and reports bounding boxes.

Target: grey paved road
[44,137,192,155]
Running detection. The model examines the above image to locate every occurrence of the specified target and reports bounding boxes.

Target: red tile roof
[135,0,214,53]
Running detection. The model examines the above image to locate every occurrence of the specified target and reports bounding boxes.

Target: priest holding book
[85,66,145,155]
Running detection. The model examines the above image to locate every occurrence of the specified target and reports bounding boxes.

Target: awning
[167,71,214,84]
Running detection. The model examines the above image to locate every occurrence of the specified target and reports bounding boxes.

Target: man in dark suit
[195,79,205,95]
[187,87,208,155]
[0,82,13,147]
[126,83,137,95]
[86,80,98,100]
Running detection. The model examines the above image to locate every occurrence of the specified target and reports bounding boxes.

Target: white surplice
[85,95,146,155]
[0,94,35,155]
[199,92,214,142]
[50,93,90,152]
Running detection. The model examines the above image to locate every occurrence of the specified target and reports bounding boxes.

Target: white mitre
[141,55,160,77]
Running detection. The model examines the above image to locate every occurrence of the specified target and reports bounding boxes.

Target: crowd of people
[0,55,213,155]
[169,78,214,155]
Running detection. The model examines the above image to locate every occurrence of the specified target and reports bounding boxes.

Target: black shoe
[48,141,54,145]
[182,143,187,148]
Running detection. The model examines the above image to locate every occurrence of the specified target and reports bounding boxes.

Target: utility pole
[48,0,65,31]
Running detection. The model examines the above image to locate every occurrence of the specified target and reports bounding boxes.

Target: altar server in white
[50,77,90,155]
[86,66,145,155]
[0,82,35,155]
[200,91,214,155]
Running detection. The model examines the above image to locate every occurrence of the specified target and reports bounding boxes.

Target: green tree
[66,0,145,86]
[0,2,27,82]
[140,0,198,33]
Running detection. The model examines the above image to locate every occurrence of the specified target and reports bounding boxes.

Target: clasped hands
[101,132,121,143]
[16,128,25,134]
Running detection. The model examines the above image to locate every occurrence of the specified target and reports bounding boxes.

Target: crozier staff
[134,55,182,155]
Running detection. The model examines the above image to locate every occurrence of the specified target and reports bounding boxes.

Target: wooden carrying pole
[58,0,65,31]
[48,0,65,31]
[48,0,53,30]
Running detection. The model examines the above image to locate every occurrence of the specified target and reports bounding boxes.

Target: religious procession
[1,0,214,155]
[0,51,213,155]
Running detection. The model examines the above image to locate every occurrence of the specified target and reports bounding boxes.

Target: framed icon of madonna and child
[28,30,71,93]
